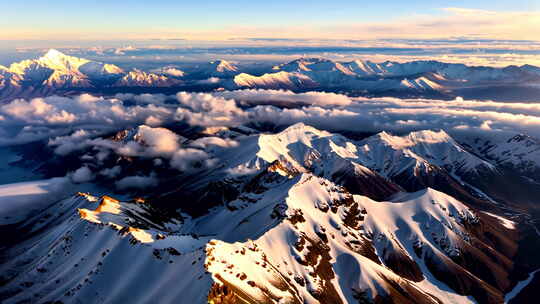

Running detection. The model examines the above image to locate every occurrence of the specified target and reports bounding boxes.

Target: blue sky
[1,1,539,41]
[0,1,539,69]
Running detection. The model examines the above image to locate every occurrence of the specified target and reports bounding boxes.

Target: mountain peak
[280,122,329,136]
[43,49,67,59]
[37,49,90,72]
[211,60,238,73]
[254,122,331,165]
[408,129,451,142]
[363,130,448,155]
[373,129,452,149]
[280,57,332,70]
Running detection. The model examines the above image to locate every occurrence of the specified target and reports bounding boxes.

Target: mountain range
[233,58,540,100]
[2,50,540,102]
[2,122,540,303]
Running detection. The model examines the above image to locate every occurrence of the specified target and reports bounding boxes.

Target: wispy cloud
[1,8,538,42]
[325,8,540,41]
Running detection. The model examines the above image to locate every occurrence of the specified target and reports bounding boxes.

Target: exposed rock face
[208,283,246,304]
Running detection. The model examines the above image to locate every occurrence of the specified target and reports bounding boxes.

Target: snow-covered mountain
[187,60,240,79]
[0,50,182,101]
[8,49,123,87]
[232,58,540,97]
[150,66,186,78]
[114,69,181,87]
[234,71,318,90]
[2,122,539,303]
[356,129,496,178]
[212,60,239,74]
[458,132,540,180]
[2,53,540,102]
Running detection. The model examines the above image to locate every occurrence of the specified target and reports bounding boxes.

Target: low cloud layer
[215,90,352,106]
[2,90,540,149]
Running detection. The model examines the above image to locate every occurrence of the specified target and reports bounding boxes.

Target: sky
[0,1,539,67]
[1,0,539,41]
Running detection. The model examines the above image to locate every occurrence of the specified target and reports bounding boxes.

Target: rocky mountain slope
[2,123,539,303]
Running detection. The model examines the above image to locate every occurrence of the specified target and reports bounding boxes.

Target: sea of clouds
[2,89,540,189]
[1,89,539,145]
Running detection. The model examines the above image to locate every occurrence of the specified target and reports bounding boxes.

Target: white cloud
[133,93,168,105]
[100,166,122,179]
[116,141,143,157]
[216,89,352,106]
[113,46,137,56]
[189,137,238,150]
[170,148,211,172]
[2,98,53,120]
[0,94,175,146]
[135,125,182,156]
[197,77,221,84]
[76,94,104,103]
[174,92,247,127]
[176,92,243,114]
[145,115,163,126]
[4,90,540,151]
[48,129,94,155]
[71,166,95,183]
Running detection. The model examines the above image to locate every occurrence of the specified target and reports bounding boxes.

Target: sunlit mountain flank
[1,1,540,304]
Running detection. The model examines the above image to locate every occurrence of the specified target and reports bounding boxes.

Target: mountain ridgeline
[2,123,540,303]
[2,50,540,102]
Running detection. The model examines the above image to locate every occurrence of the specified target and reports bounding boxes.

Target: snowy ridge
[0,193,213,303]
[57,173,512,302]
[401,76,444,91]
[2,53,540,102]
[150,66,185,78]
[458,132,540,177]
[234,71,317,90]
[233,57,540,94]
[0,49,181,100]
[240,124,496,189]
[357,129,496,178]
[0,123,531,303]
[114,69,181,87]
[212,60,238,73]
[191,60,240,79]
[201,173,484,303]
[220,123,401,201]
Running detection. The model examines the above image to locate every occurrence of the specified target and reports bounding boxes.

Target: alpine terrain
[1,119,540,303]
